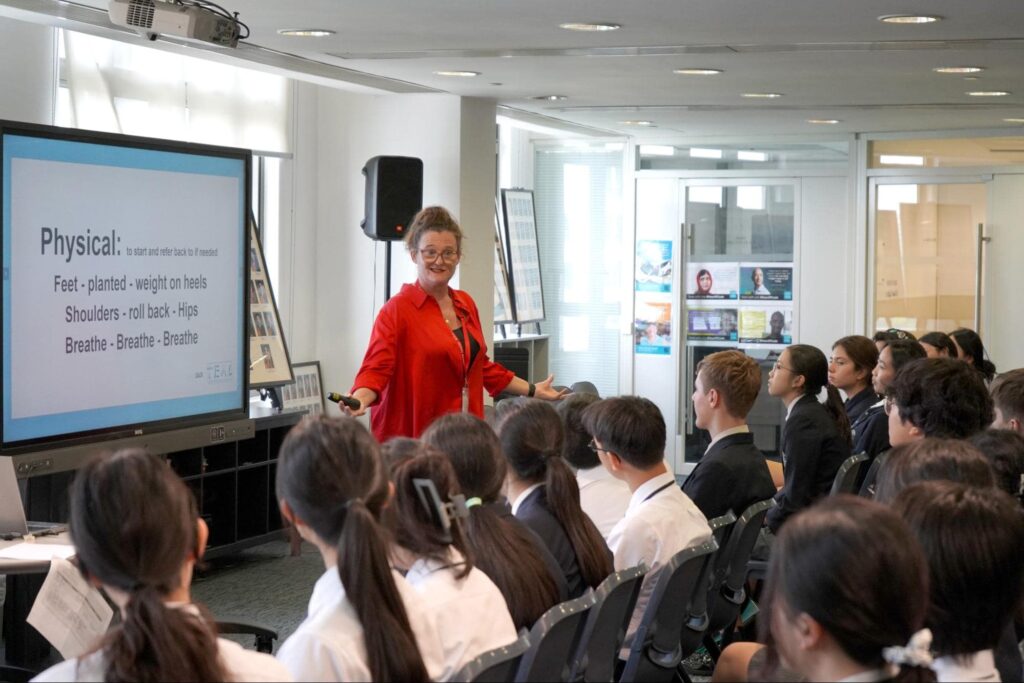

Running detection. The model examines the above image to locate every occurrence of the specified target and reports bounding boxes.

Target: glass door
[681,181,796,461]
[870,180,988,338]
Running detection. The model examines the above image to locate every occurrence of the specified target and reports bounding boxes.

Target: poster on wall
[738,305,794,345]
[500,189,546,323]
[739,263,793,301]
[687,307,739,343]
[635,295,672,355]
[636,240,673,292]
[248,217,293,388]
[493,204,514,324]
[685,262,739,300]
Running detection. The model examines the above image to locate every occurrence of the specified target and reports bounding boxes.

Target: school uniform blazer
[766,394,852,533]
[843,387,879,426]
[487,501,569,602]
[851,402,890,460]
[514,485,612,599]
[681,432,777,520]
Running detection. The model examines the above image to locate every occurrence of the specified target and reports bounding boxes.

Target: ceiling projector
[108,0,241,47]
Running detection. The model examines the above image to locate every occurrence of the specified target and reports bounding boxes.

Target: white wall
[299,88,497,400]
[0,18,54,123]
[986,174,1024,372]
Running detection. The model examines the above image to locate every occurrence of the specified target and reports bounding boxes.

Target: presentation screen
[2,122,250,453]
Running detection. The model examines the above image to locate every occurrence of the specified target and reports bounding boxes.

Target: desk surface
[0,532,73,576]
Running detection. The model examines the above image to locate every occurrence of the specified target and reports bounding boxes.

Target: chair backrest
[0,665,39,683]
[830,453,869,495]
[677,512,737,656]
[858,450,889,498]
[515,592,597,683]
[706,498,776,635]
[619,539,718,683]
[567,564,647,683]
[215,619,279,654]
[452,631,531,683]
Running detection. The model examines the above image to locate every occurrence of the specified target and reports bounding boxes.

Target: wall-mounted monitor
[1,121,252,473]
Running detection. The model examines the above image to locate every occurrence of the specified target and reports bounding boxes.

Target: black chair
[569,381,600,397]
[452,631,531,683]
[567,564,647,682]
[618,539,718,683]
[703,498,776,661]
[677,512,736,660]
[216,619,279,653]
[830,453,869,495]
[858,450,890,498]
[515,592,596,682]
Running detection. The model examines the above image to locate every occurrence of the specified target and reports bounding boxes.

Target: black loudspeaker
[361,156,423,241]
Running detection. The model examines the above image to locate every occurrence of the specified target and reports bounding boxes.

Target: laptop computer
[0,457,66,539]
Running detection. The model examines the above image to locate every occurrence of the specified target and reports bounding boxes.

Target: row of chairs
[453,496,777,683]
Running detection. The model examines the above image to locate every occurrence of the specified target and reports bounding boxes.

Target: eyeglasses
[884,395,896,415]
[772,361,797,374]
[419,248,460,262]
[588,439,610,455]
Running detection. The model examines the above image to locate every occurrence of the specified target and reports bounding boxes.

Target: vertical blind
[533,144,625,396]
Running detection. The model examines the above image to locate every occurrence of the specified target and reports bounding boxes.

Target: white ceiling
[5,0,1024,139]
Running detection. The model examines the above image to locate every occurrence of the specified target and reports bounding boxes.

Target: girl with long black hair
[765,344,852,533]
[274,416,443,682]
[34,449,291,683]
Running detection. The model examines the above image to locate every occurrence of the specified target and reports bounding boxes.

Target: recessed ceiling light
[807,119,841,124]
[967,90,1010,97]
[878,14,942,24]
[433,70,480,77]
[619,120,654,126]
[531,95,567,101]
[742,92,783,99]
[559,22,621,32]
[673,68,723,75]
[277,29,335,37]
[1003,118,1024,123]
[933,66,984,74]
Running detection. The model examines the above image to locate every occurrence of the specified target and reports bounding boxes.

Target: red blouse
[351,282,515,441]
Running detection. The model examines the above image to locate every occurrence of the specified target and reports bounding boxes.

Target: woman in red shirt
[343,206,566,441]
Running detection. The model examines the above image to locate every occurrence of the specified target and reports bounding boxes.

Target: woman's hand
[339,388,377,417]
[533,374,570,401]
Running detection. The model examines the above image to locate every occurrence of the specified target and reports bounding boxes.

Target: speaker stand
[384,240,392,300]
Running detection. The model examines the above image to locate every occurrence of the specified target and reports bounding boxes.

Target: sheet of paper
[27,556,114,659]
[0,542,76,562]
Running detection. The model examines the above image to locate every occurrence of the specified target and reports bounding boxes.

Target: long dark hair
[787,344,852,446]
[70,449,227,683]
[918,331,958,358]
[950,328,996,382]
[422,412,561,629]
[392,451,474,580]
[276,416,429,682]
[498,401,613,590]
[760,496,933,683]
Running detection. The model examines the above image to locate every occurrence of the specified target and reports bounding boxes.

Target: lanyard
[643,481,674,503]
[450,311,471,412]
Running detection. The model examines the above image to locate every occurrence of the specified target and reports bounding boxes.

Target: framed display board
[493,200,515,324]
[248,217,293,388]
[280,361,325,414]
[500,188,546,324]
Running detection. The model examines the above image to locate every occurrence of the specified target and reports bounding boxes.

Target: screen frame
[0,120,252,455]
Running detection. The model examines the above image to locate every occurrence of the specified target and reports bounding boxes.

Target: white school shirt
[607,471,712,653]
[576,466,631,540]
[32,605,292,683]
[275,567,445,682]
[932,650,1000,682]
[405,551,518,681]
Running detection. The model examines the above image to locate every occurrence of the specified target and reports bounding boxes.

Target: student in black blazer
[854,340,927,460]
[499,401,613,599]
[765,344,852,533]
[829,335,879,426]
[682,350,776,519]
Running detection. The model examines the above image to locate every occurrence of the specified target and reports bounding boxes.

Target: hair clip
[412,478,454,543]
[882,628,933,669]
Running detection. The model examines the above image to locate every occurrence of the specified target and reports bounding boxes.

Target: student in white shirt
[33,449,291,683]
[556,393,631,539]
[580,396,712,644]
[274,416,443,682]
[756,496,934,683]
[390,449,518,680]
[892,481,1024,683]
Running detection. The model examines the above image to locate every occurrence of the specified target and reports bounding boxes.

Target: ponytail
[338,501,429,683]
[824,384,853,447]
[464,504,562,630]
[544,456,613,589]
[103,587,225,682]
